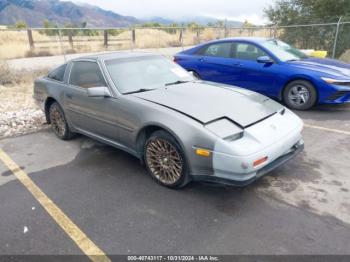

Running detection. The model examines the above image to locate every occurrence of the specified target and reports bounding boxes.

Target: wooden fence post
[27,29,34,50]
[132,29,136,45]
[104,30,108,48]
[179,28,183,46]
[68,30,73,49]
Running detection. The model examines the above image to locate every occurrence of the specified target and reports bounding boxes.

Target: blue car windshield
[105,56,194,94]
[261,40,308,62]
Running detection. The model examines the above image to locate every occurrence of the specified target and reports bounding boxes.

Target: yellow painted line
[0,149,111,262]
[304,124,350,136]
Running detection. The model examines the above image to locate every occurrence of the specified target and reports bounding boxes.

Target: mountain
[0,0,140,27]
[144,16,243,27]
[0,0,243,28]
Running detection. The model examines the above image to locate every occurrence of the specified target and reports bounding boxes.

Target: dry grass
[339,49,350,63]
[0,60,13,85]
[0,28,275,60]
[0,61,48,112]
[0,28,214,59]
[0,31,53,59]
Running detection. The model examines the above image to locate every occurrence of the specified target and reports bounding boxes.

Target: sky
[73,0,274,25]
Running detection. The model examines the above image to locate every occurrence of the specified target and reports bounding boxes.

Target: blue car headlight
[321,77,350,87]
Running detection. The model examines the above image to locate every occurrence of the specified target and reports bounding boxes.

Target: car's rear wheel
[49,102,74,140]
[283,80,317,110]
[189,70,201,80]
[144,130,189,188]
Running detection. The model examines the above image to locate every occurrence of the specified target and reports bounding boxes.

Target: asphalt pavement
[0,104,350,258]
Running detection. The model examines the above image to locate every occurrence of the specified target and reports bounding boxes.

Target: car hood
[133,81,283,127]
[287,58,350,78]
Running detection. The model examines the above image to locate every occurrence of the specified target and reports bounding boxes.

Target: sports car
[33,52,304,188]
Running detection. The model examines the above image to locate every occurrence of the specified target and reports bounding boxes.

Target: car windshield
[261,39,308,62]
[105,56,195,94]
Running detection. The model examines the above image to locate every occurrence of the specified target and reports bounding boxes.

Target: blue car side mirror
[257,56,273,64]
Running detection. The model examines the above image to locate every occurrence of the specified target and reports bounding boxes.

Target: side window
[234,43,268,61]
[198,42,232,58]
[69,61,107,88]
[48,64,67,82]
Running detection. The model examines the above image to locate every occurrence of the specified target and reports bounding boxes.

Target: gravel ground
[0,108,48,139]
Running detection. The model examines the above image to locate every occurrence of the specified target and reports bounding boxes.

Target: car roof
[72,51,160,62]
[205,37,270,44]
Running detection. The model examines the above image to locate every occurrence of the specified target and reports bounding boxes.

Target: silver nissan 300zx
[33,52,304,188]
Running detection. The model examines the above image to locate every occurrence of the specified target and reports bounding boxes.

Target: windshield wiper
[165,80,190,86]
[123,88,155,95]
[286,59,301,62]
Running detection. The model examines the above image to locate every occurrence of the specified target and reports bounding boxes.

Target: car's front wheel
[283,80,317,110]
[144,130,189,188]
[49,102,74,140]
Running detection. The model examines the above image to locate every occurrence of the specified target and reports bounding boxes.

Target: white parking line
[304,124,350,136]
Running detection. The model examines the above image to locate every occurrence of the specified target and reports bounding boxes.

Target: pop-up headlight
[205,118,243,141]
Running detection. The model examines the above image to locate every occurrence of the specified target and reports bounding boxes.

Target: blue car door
[231,42,278,97]
[194,42,241,85]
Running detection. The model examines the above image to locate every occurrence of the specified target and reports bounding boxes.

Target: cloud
[73,0,273,22]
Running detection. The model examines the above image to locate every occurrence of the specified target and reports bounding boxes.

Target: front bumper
[317,81,350,104]
[192,139,304,186]
[323,90,350,104]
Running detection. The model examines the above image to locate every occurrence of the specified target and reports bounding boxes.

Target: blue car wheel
[283,80,317,110]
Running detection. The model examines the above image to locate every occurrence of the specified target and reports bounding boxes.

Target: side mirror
[257,56,273,64]
[87,86,111,97]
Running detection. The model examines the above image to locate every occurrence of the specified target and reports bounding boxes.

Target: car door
[231,42,278,96]
[194,42,241,85]
[64,60,121,141]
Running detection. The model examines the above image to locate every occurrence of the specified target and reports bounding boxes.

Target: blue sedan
[174,37,350,110]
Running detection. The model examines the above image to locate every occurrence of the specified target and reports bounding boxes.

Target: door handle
[198,57,204,62]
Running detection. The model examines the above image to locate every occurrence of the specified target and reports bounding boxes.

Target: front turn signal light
[195,148,211,157]
[253,156,268,167]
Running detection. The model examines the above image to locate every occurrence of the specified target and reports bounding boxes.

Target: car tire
[283,80,317,110]
[189,70,201,80]
[49,102,75,140]
[144,130,190,188]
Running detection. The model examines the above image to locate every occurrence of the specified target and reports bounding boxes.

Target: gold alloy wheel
[145,138,183,185]
[50,104,66,138]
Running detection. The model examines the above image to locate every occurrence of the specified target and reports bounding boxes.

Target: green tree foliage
[241,20,257,36]
[141,22,162,28]
[42,19,58,36]
[41,20,100,37]
[264,0,350,57]
[15,21,27,29]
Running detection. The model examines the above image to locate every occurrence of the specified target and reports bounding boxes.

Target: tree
[15,21,27,29]
[242,20,256,36]
[42,19,58,36]
[214,20,225,27]
[264,0,350,57]
[141,22,162,28]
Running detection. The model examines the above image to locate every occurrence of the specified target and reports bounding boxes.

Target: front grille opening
[327,91,350,101]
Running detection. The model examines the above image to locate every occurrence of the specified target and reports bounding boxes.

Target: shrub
[0,60,49,86]
[0,60,16,85]
[25,50,53,58]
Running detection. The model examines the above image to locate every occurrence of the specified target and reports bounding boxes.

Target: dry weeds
[0,62,48,112]
[339,49,350,63]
